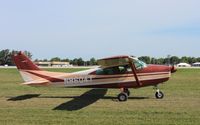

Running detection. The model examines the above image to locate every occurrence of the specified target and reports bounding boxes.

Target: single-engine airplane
[12,52,177,101]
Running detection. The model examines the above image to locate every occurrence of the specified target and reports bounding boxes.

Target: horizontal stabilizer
[21,79,49,85]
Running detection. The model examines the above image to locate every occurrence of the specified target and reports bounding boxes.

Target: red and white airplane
[12,52,177,101]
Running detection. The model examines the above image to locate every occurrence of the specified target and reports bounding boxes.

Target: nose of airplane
[170,66,177,73]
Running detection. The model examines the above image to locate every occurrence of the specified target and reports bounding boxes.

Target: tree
[180,56,189,63]
[77,58,84,66]
[188,57,197,64]
[197,57,200,62]
[0,49,10,65]
[89,57,97,65]
[71,58,78,65]
[157,58,165,64]
[150,58,157,64]
[10,50,20,56]
[43,59,48,62]
[34,59,39,62]
[24,50,32,59]
[61,58,70,62]
[170,56,180,65]
[85,61,90,66]
[50,57,61,62]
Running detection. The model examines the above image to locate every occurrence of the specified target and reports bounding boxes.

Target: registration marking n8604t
[64,76,93,85]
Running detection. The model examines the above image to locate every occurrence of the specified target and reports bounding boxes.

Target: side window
[124,65,132,72]
[96,67,118,75]
[96,66,129,75]
[119,65,129,73]
[96,69,104,75]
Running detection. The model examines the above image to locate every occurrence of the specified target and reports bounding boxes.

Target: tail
[12,52,43,83]
[12,51,40,71]
[12,52,66,85]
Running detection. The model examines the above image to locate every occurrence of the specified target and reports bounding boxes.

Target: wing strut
[128,58,142,86]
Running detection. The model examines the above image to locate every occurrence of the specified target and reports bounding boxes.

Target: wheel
[118,93,128,102]
[155,91,164,99]
[124,88,130,96]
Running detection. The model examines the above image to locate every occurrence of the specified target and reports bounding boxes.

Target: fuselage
[13,52,176,89]
[23,64,175,89]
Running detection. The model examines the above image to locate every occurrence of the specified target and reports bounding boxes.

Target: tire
[155,91,164,99]
[118,93,128,102]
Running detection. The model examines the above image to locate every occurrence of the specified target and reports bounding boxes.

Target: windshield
[132,58,147,69]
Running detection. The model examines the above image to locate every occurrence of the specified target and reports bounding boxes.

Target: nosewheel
[155,90,164,99]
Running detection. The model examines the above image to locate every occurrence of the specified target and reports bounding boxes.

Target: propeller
[170,65,177,73]
[167,55,177,73]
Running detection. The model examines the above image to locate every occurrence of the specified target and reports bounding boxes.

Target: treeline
[0,49,200,66]
[36,56,200,66]
[0,49,97,66]
[138,56,200,65]
[0,49,32,65]
[35,57,97,66]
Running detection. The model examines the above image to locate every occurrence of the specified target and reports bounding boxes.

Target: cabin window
[96,65,129,75]
[95,58,147,75]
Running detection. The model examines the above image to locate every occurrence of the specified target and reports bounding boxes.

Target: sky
[0,0,200,60]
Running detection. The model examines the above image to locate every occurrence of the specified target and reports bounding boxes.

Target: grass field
[0,68,200,125]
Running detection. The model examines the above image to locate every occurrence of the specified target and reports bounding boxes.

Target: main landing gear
[117,88,130,102]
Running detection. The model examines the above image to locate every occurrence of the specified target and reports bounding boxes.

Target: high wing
[97,55,135,68]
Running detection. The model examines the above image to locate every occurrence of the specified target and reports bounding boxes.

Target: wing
[97,55,135,68]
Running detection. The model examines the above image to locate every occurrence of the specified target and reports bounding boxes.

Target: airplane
[12,52,177,102]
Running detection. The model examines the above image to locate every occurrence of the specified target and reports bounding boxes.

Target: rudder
[12,51,40,71]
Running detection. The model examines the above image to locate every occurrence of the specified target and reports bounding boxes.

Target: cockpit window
[133,58,147,70]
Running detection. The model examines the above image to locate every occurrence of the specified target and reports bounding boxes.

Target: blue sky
[0,0,199,60]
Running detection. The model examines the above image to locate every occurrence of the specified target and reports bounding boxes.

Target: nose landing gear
[154,86,164,99]
[155,90,164,99]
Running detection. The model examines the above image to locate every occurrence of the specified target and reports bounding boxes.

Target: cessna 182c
[12,52,177,101]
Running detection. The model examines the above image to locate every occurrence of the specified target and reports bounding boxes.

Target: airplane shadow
[7,94,41,101]
[6,90,149,111]
[53,89,108,111]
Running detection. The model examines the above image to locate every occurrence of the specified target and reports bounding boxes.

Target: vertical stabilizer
[12,51,40,70]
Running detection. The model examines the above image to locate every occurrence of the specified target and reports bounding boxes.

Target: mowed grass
[0,68,200,125]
